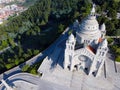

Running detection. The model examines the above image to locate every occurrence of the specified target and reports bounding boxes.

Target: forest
[0,0,120,74]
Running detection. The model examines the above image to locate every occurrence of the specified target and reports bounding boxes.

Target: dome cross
[91,4,96,16]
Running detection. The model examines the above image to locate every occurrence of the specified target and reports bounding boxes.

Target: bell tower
[64,34,76,71]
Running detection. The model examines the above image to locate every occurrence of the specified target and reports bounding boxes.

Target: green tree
[73,11,80,19]
[106,20,115,35]
[33,50,39,55]
[27,49,33,56]
[107,8,117,19]
[58,24,64,34]
[107,38,114,44]
[21,64,30,72]
[96,5,102,13]
[8,38,15,48]
[40,20,46,25]
[30,69,37,75]
[117,29,120,35]
[5,63,15,69]
[18,46,24,57]
[34,26,41,34]
[115,56,120,62]
[15,59,20,65]
[116,48,120,55]
[23,53,30,59]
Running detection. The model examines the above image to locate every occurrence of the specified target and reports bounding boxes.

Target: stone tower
[100,23,106,38]
[64,34,76,71]
[89,39,108,77]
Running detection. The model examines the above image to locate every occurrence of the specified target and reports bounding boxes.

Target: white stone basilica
[64,4,108,77]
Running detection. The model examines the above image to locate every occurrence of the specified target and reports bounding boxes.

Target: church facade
[64,4,108,77]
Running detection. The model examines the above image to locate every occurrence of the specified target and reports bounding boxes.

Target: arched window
[69,45,70,50]
[102,52,104,56]
[72,42,74,45]
[99,52,101,56]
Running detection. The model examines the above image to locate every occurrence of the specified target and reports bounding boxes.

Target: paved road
[0,73,72,90]
[0,27,69,83]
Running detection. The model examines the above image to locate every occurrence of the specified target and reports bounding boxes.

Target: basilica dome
[79,15,99,34]
[76,5,101,41]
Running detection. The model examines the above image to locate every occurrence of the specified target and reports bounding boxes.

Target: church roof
[87,45,96,54]
[98,38,103,43]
